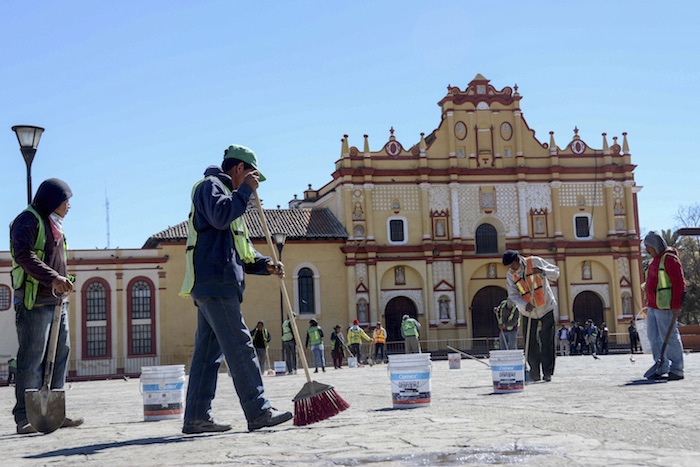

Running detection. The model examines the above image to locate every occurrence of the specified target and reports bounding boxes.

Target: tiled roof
[143,208,348,248]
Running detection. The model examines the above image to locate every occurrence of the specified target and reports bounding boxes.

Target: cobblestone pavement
[1,353,698,466]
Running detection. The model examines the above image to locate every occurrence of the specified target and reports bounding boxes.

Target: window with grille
[475,223,498,254]
[0,285,10,311]
[388,216,407,245]
[129,279,154,355]
[298,268,315,314]
[84,280,109,358]
[574,215,592,240]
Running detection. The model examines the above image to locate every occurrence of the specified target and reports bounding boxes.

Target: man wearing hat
[401,314,422,354]
[179,145,292,433]
[503,250,560,382]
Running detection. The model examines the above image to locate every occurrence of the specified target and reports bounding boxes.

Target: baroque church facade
[0,74,643,377]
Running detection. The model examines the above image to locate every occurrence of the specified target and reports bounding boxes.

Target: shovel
[25,304,66,434]
[644,313,677,379]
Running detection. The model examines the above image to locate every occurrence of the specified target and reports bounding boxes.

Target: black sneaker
[182,419,232,434]
[543,375,552,382]
[16,420,37,435]
[61,417,84,428]
[646,374,665,381]
[247,408,293,432]
[667,372,684,381]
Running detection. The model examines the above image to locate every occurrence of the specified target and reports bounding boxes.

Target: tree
[675,205,700,325]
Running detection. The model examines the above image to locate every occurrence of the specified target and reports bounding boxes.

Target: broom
[253,190,349,426]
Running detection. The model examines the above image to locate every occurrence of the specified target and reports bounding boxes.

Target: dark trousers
[523,310,556,380]
[332,348,344,368]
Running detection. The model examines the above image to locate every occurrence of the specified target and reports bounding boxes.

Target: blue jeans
[184,296,270,423]
[499,329,518,350]
[310,344,325,370]
[646,307,684,376]
[374,343,385,360]
[13,301,70,424]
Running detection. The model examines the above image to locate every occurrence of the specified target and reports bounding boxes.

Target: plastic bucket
[140,365,186,421]
[348,357,358,368]
[274,361,286,375]
[489,350,524,393]
[387,353,432,408]
[636,320,652,354]
[448,353,461,369]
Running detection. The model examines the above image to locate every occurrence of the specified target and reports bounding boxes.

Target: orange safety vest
[373,328,386,344]
[510,257,546,308]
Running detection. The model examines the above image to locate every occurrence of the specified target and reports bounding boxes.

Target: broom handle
[253,190,313,383]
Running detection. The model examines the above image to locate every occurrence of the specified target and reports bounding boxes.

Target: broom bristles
[293,387,349,426]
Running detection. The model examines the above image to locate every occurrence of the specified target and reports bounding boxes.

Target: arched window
[0,285,10,311]
[475,223,498,254]
[298,268,315,314]
[83,279,111,358]
[128,278,155,356]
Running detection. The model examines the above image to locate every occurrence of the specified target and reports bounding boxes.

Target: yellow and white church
[0,74,643,378]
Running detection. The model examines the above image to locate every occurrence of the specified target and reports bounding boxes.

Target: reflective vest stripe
[497,302,518,331]
[511,258,546,308]
[282,321,294,342]
[180,177,257,298]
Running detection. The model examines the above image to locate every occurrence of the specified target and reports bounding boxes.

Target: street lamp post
[272,232,288,329]
[11,125,45,204]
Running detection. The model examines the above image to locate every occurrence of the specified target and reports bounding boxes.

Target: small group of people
[311,320,391,371]
[558,321,609,356]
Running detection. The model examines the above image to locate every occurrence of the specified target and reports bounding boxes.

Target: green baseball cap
[223,144,266,181]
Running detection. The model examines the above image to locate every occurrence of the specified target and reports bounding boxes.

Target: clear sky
[2,1,698,250]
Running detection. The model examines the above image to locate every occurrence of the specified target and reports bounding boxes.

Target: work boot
[247,408,293,432]
[667,372,684,381]
[61,417,84,428]
[16,420,37,435]
[182,419,232,434]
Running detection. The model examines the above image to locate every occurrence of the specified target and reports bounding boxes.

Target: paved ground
[1,352,699,466]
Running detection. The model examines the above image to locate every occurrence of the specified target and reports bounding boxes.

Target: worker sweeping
[503,250,559,382]
[179,144,292,434]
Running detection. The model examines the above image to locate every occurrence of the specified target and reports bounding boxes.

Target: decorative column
[623,180,636,236]
[449,182,461,240]
[550,181,563,237]
[556,259,568,322]
[420,183,431,241]
[604,180,616,236]
[364,183,375,242]
[454,263,466,326]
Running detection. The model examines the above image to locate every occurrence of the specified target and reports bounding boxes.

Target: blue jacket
[189,166,270,301]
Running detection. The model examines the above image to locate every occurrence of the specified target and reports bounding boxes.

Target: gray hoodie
[643,231,668,256]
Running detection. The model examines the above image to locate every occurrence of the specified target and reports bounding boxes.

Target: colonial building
[0,74,643,378]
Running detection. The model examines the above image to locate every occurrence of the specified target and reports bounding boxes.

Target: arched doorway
[572,291,604,325]
[471,286,507,341]
[385,296,418,354]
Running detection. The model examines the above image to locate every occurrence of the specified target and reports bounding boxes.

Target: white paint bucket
[489,350,525,394]
[448,353,461,369]
[635,320,652,354]
[274,361,286,375]
[140,365,186,421]
[348,357,358,368]
[388,353,432,408]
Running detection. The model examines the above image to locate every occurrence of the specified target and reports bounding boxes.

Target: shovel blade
[25,387,65,434]
[644,361,662,379]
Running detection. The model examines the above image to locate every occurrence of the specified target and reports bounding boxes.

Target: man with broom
[503,250,559,382]
[179,144,293,434]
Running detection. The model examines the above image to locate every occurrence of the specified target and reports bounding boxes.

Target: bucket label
[390,370,432,407]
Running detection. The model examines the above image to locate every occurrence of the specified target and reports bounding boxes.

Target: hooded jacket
[185,166,270,301]
[10,178,72,307]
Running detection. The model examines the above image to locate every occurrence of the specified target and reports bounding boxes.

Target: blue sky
[2,1,698,249]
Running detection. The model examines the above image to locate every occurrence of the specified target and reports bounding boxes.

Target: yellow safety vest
[402,319,418,337]
[373,328,386,344]
[180,177,257,298]
[10,206,69,310]
[644,252,676,310]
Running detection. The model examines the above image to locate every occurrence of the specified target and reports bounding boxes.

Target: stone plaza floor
[1,352,699,466]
